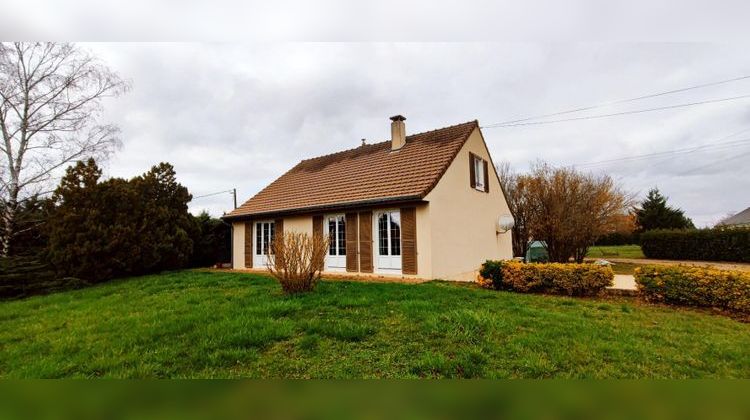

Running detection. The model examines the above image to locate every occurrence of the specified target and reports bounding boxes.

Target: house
[222,116,514,281]
[718,207,750,228]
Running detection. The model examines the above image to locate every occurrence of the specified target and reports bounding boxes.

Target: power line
[482,74,750,128]
[193,189,234,200]
[677,149,750,176]
[483,94,750,128]
[572,127,750,169]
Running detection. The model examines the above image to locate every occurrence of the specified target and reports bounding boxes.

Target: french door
[253,220,274,267]
[325,214,346,271]
[375,210,401,272]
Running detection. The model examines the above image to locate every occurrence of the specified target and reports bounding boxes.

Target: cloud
[72,42,750,227]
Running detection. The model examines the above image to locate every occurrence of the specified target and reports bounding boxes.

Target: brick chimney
[390,115,406,151]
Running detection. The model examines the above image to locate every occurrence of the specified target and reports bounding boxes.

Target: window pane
[256,223,262,255]
[328,218,336,255]
[378,213,388,255]
[263,223,270,254]
[338,216,346,255]
[269,222,275,254]
[390,211,401,256]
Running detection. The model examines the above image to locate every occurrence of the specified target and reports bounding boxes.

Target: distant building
[717,207,750,228]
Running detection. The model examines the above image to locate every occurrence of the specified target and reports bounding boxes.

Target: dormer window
[469,153,489,193]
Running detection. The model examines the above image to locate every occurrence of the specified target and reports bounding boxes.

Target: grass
[0,270,748,378]
[587,245,645,259]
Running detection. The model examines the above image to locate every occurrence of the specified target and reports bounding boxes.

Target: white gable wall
[423,127,513,281]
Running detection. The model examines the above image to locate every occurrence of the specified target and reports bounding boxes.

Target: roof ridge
[298,120,478,164]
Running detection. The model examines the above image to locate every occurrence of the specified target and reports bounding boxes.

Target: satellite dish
[496,214,515,233]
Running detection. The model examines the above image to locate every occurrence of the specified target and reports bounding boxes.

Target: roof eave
[221,195,425,221]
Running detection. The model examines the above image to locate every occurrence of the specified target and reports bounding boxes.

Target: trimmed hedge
[594,232,639,246]
[0,256,87,299]
[640,228,750,262]
[478,260,613,296]
[635,265,750,314]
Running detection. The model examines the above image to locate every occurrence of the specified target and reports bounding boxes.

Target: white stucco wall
[423,127,513,281]
[231,221,245,269]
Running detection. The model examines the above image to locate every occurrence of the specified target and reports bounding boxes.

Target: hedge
[0,256,87,299]
[478,260,613,297]
[594,232,639,246]
[635,265,750,314]
[640,228,750,262]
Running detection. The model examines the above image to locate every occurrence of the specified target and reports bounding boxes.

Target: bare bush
[266,231,329,294]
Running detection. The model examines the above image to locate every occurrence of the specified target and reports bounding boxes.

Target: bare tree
[497,162,532,258]
[0,42,128,256]
[525,162,631,263]
[266,231,329,294]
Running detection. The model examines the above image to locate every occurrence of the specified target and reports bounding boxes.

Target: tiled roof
[719,206,750,226]
[225,120,478,218]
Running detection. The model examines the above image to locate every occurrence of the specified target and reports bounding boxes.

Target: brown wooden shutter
[313,215,324,270]
[469,153,476,188]
[273,218,284,269]
[244,221,253,268]
[345,213,358,272]
[358,212,373,273]
[483,159,489,193]
[400,207,418,275]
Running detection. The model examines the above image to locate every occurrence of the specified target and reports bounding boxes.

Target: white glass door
[253,220,274,267]
[375,210,401,272]
[325,214,346,271]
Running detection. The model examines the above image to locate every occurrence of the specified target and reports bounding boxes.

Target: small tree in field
[266,231,329,294]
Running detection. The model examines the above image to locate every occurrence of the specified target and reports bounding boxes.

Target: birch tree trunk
[0,42,128,256]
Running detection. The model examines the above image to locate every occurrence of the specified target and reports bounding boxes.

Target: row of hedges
[0,256,89,299]
[640,228,750,262]
[594,232,639,246]
[478,260,613,296]
[635,265,750,314]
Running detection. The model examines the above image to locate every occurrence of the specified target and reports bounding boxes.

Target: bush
[267,232,328,294]
[0,256,87,299]
[640,228,750,263]
[478,260,504,290]
[635,265,750,314]
[594,232,639,246]
[477,261,613,296]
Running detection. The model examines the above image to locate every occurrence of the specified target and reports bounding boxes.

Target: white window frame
[373,209,402,274]
[474,155,485,192]
[324,214,346,272]
[253,220,275,268]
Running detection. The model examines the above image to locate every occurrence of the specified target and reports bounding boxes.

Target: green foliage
[594,231,640,246]
[1,270,749,378]
[0,256,83,299]
[479,260,505,290]
[0,196,50,257]
[46,159,195,283]
[189,211,231,267]
[483,261,614,297]
[640,228,750,262]
[635,265,750,314]
[634,188,694,232]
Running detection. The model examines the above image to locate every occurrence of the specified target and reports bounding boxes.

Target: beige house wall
[231,221,245,269]
[423,127,513,281]
[283,215,313,236]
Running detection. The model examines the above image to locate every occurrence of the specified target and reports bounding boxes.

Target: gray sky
[80,42,750,227]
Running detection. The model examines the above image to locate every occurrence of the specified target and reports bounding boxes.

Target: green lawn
[587,245,645,259]
[1,270,748,378]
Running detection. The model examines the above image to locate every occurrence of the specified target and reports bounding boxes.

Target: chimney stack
[390,115,406,151]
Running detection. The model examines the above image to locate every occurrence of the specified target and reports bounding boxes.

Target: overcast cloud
[74,42,749,227]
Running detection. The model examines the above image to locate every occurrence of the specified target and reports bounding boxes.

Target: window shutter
[400,207,418,275]
[313,215,324,270]
[483,159,489,193]
[345,213,358,272]
[244,221,253,268]
[358,212,373,273]
[274,218,284,268]
[469,153,476,188]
